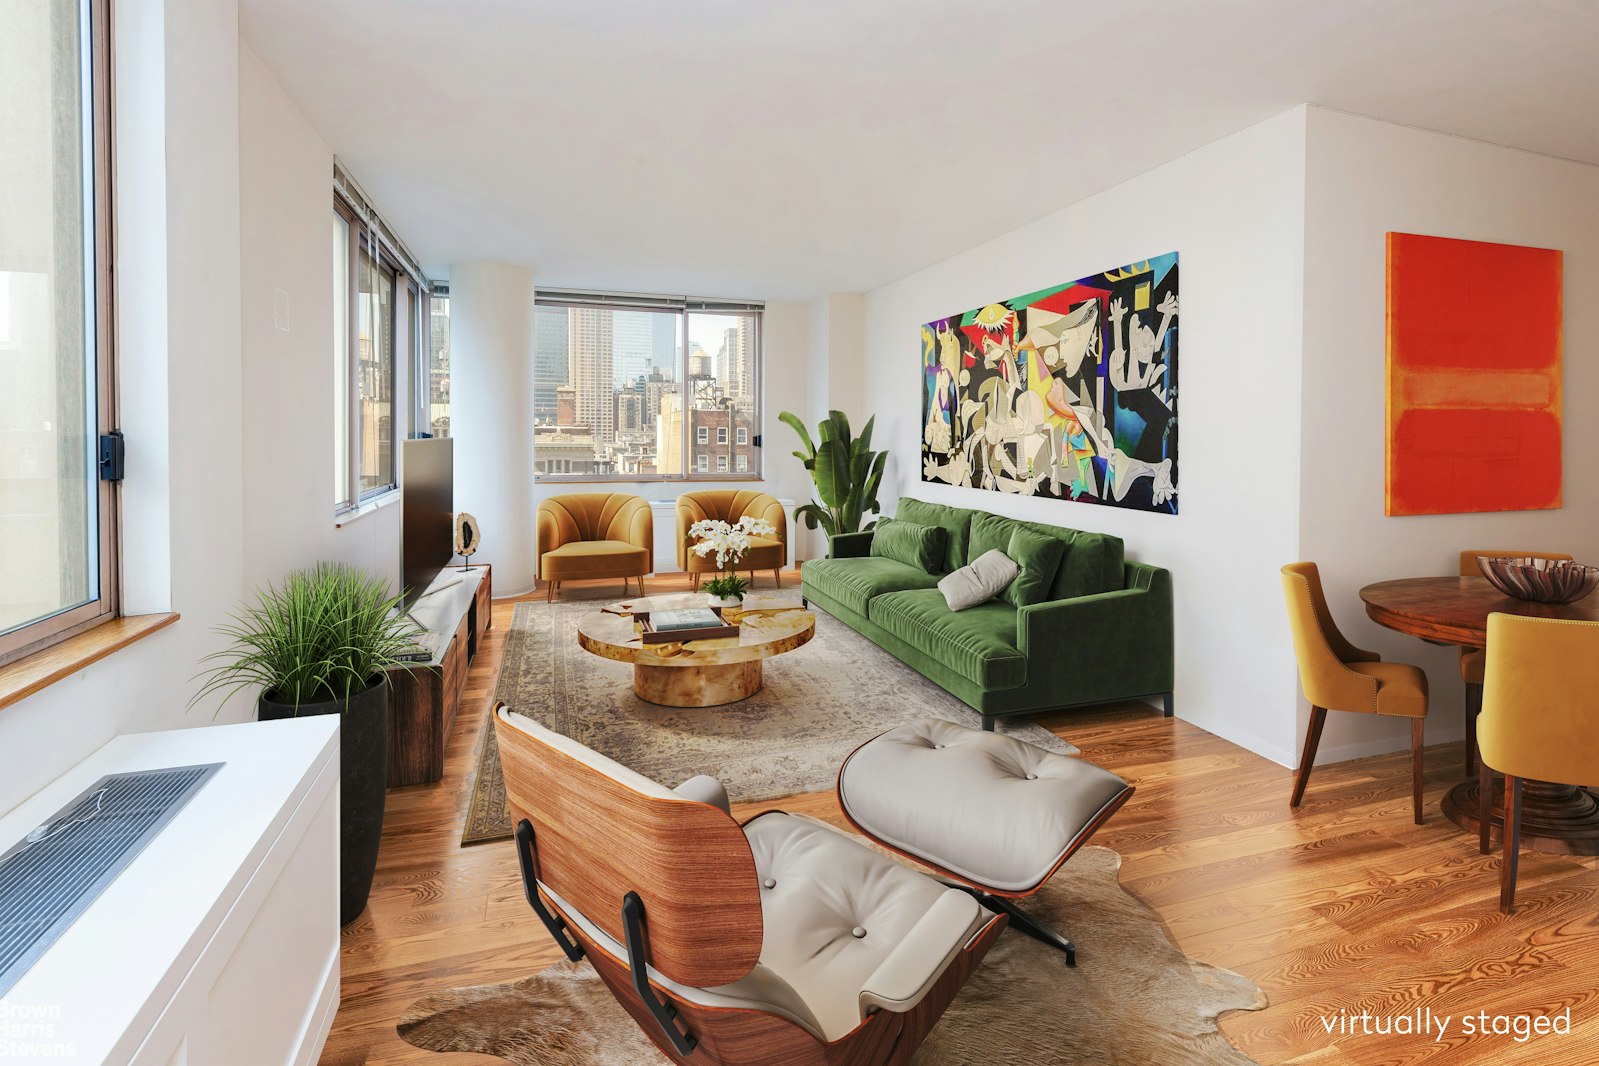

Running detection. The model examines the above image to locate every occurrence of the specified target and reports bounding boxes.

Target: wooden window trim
[0,0,120,669]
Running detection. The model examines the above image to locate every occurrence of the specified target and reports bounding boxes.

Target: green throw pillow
[1005,527,1066,607]
[870,518,947,574]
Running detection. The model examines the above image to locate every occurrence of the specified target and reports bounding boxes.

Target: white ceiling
[240,0,1599,301]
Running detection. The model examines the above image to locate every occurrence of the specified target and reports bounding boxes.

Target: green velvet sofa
[800,498,1173,729]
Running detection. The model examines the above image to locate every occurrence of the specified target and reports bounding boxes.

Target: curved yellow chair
[1478,613,1599,913]
[676,490,788,589]
[537,493,653,601]
[1281,562,1431,823]
[1457,549,1572,774]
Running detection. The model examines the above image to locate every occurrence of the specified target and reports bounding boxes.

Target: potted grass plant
[194,563,420,925]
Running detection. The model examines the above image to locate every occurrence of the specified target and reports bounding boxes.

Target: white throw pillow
[938,549,1020,612]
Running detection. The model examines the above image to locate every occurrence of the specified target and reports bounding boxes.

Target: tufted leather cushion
[742,813,984,1040]
[868,589,1027,689]
[839,719,1133,895]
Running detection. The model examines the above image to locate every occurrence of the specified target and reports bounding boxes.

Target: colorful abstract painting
[1385,233,1562,516]
[921,254,1178,514]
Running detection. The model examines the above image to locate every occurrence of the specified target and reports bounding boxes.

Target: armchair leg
[546,580,555,603]
[1291,707,1327,809]
[1464,682,1483,775]
[1478,756,1493,855]
[772,568,781,589]
[1501,775,1523,914]
[1411,718,1425,825]
[637,575,647,597]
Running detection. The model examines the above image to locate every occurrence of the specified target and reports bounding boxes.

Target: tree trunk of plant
[258,676,388,926]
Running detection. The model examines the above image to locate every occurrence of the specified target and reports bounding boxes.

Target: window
[531,293,762,481]
[737,454,749,473]
[0,0,117,667]
[334,199,411,509]
[426,293,450,437]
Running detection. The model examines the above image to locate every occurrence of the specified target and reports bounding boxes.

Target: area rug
[398,845,1267,1064]
[461,597,1077,845]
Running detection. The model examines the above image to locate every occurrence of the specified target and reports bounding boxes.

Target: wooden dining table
[1360,576,1599,856]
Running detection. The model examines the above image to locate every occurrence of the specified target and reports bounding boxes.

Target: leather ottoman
[837,718,1134,966]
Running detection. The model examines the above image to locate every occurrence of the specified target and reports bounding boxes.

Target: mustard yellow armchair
[537,493,653,601]
[1281,562,1430,823]
[1478,613,1599,913]
[676,490,788,589]
[1456,549,1572,774]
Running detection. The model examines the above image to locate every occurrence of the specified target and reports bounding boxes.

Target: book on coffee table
[649,608,725,632]
[635,606,741,644]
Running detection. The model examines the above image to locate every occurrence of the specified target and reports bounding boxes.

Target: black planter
[259,677,388,926]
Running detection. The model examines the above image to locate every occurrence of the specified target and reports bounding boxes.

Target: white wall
[1297,108,1599,762]
[238,41,400,593]
[453,261,538,594]
[0,0,251,813]
[862,108,1311,763]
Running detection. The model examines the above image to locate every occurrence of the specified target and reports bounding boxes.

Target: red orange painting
[1385,232,1563,516]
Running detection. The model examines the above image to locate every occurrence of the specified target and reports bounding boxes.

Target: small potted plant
[702,572,750,610]
[688,515,776,607]
[194,563,420,925]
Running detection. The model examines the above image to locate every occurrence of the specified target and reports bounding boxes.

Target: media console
[387,564,492,787]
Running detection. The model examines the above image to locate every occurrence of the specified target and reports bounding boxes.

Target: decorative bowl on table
[1476,556,1599,604]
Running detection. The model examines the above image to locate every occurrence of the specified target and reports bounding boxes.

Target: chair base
[953,886,1075,966]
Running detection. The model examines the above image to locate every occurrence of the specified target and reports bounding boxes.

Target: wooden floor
[321,573,1599,1065]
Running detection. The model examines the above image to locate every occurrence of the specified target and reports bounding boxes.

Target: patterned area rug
[461,595,1076,845]
[399,845,1266,1063]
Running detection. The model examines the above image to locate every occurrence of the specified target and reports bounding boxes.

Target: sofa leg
[801,597,808,609]
[981,715,996,732]
[1162,692,1174,718]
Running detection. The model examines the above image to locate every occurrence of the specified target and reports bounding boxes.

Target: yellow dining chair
[1457,550,1572,774]
[537,493,653,601]
[1281,562,1431,823]
[676,490,788,589]
[1477,613,1599,913]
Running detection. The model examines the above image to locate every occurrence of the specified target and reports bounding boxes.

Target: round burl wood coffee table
[576,591,815,707]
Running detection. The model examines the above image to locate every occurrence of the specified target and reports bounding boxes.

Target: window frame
[0,0,120,668]
[333,196,406,514]
[532,295,763,484]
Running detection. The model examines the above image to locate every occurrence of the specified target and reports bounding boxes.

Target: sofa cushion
[868,589,1027,689]
[541,539,649,578]
[967,512,1123,600]
[869,518,946,574]
[802,556,941,617]
[1004,527,1066,607]
[895,499,975,573]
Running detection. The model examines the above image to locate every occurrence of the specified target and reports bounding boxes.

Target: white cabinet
[0,717,340,1064]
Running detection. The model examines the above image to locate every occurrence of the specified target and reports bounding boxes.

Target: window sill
[335,489,400,528]
[0,613,180,713]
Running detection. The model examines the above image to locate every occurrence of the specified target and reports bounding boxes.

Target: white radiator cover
[0,716,340,1064]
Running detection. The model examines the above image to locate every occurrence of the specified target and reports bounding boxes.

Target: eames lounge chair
[494,703,1006,1065]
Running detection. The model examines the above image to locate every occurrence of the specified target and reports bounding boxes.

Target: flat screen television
[400,437,455,608]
